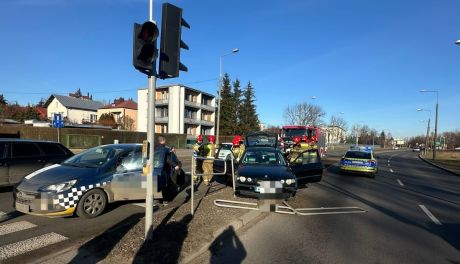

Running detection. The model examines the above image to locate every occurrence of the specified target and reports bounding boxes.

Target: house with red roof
[97,98,138,131]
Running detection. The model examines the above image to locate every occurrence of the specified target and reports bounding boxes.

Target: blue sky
[0,0,459,138]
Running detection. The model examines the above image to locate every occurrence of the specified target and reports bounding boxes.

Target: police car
[13,144,184,218]
[340,146,378,177]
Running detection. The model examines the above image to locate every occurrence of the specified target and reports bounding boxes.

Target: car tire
[76,189,107,218]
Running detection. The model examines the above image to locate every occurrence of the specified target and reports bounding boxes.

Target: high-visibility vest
[203,143,216,158]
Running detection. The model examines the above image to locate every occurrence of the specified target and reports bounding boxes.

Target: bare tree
[283,102,325,126]
[329,115,347,130]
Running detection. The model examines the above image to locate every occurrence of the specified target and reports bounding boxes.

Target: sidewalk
[38,180,265,264]
[418,154,460,176]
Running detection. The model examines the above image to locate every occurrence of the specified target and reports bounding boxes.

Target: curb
[180,210,264,264]
[418,154,460,176]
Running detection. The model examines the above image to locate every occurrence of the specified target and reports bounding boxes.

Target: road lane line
[0,221,37,236]
[390,169,394,173]
[0,232,68,260]
[397,179,404,186]
[418,205,442,225]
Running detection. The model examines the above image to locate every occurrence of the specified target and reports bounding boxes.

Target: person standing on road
[202,135,216,186]
[156,136,181,201]
[193,135,204,183]
[288,136,302,163]
[232,135,245,162]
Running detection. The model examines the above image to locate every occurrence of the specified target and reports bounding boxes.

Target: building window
[201,97,212,106]
[155,90,168,100]
[90,114,97,123]
[155,107,168,118]
[185,109,196,119]
[155,124,168,133]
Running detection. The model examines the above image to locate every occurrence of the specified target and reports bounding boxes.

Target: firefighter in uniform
[232,135,245,162]
[301,135,318,163]
[202,135,216,186]
[288,136,302,163]
[192,135,204,183]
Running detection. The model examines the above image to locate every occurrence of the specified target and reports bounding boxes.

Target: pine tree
[239,81,260,134]
[231,78,242,135]
[219,74,233,135]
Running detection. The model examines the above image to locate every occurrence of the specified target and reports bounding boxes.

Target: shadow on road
[133,208,193,264]
[68,212,144,263]
[320,179,460,254]
[209,225,247,264]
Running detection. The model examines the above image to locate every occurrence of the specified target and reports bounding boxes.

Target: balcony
[201,120,214,126]
[155,116,168,123]
[185,100,200,109]
[201,104,215,112]
[156,99,168,106]
[184,118,200,125]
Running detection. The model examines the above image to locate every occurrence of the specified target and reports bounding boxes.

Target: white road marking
[397,179,404,186]
[390,169,394,173]
[0,232,68,260]
[0,221,37,236]
[133,203,145,207]
[418,205,442,225]
[0,211,5,218]
[387,164,390,166]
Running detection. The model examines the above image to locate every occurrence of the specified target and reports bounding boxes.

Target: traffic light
[133,21,159,74]
[158,3,190,79]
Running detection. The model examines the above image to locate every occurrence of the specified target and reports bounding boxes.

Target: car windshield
[345,151,372,159]
[283,129,307,138]
[62,145,129,168]
[246,134,277,147]
[241,149,286,166]
[220,144,232,150]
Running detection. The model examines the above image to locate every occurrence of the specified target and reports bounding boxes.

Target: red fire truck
[279,125,327,157]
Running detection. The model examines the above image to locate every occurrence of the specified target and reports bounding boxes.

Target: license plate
[352,161,363,164]
[15,202,30,213]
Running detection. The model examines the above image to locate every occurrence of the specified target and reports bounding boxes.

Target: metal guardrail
[190,154,236,215]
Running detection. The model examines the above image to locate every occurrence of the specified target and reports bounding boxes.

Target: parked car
[214,132,323,200]
[340,146,378,177]
[14,143,185,218]
[0,139,74,187]
[216,143,233,160]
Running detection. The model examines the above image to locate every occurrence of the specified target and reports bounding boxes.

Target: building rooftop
[44,94,104,111]
[100,99,138,110]
[138,84,215,98]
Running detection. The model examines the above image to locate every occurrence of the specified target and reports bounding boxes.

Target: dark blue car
[13,144,184,218]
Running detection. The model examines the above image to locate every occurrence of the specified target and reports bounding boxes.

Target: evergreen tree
[0,94,7,105]
[239,81,260,134]
[380,130,386,148]
[231,78,242,135]
[218,74,233,135]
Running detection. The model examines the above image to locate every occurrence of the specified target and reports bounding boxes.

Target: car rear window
[345,151,372,159]
[37,143,67,155]
[12,143,41,157]
[220,144,232,150]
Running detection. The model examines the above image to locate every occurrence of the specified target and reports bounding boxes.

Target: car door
[0,142,9,186]
[8,142,45,184]
[289,149,323,184]
[111,147,146,201]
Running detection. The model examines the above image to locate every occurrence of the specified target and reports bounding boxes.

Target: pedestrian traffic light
[133,21,159,74]
[158,3,190,79]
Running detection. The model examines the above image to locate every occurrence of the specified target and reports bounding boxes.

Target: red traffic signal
[133,21,159,74]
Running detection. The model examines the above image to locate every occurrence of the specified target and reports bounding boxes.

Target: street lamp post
[420,90,439,160]
[417,109,431,155]
[216,48,239,145]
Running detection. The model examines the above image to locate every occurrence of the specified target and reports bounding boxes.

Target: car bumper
[235,181,297,200]
[340,165,377,174]
[14,190,76,217]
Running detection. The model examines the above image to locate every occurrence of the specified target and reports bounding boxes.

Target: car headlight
[247,177,252,183]
[42,180,77,193]
[238,176,246,183]
[280,179,285,184]
[286,179,296,185]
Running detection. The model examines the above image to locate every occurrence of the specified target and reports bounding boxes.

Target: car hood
[17,164,99,191]
[238,165,294,180]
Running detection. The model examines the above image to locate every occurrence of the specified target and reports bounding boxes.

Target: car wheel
[77,189,107,218]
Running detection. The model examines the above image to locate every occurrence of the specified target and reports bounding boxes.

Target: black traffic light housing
[158,3,190,79]
[133,21,159,74]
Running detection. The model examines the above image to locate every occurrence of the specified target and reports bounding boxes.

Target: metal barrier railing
[190,154,235,215]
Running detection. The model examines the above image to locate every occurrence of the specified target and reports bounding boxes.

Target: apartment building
[137,84,216,137]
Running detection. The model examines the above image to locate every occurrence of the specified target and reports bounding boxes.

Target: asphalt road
[0,150,195,263]
[191,150,460,263]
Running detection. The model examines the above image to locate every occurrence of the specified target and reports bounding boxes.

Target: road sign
[52,113,64,128]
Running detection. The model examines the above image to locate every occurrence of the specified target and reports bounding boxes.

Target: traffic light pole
[145,68,157,240]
